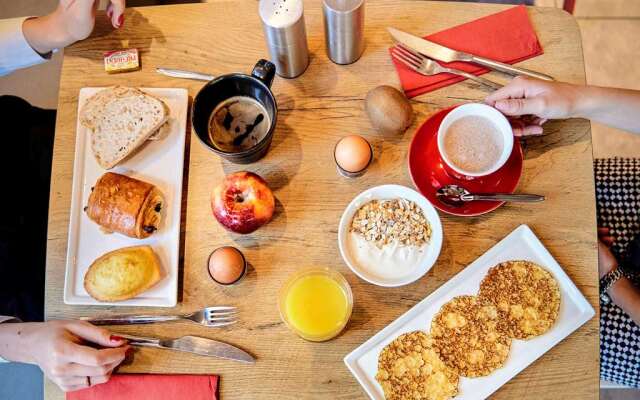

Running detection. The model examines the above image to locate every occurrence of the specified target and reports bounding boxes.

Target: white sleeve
[0,17,50,77]
[0,316,21,363]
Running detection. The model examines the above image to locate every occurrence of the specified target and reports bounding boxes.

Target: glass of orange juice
[279,267,353,342]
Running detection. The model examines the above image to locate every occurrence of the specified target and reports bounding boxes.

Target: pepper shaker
[323,0,365,65]
[259,0,310,79]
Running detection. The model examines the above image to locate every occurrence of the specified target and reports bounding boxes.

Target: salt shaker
[323,0,365,65]
[259,0,309,79]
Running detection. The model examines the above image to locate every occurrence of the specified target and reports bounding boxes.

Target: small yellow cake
[84,245,163,302]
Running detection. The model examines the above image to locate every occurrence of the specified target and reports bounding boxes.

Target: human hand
[485,76,584,137]
[56,0,126,43]
[23,1,126,54]
[598,227,618,279]
[23,321,129,392]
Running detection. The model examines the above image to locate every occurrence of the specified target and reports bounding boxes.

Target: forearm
[572,86,640,134]
[0,322,36,364]
[608,277,640,326]
[22,8,75,55]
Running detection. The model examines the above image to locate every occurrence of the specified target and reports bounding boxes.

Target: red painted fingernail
[110,335,125,342]
[107,9,113,19]
[118,14,124,27]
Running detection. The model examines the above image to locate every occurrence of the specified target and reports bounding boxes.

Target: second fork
[80,306,238,328]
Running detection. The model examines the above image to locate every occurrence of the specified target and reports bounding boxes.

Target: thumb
[65,321,127,348]
[494,97,545,117]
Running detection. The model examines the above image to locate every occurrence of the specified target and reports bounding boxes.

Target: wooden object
[45,1,598,398]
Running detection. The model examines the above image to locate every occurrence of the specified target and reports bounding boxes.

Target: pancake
[376,331,459,400]
[479,260,561,339]
[431,295,511,377]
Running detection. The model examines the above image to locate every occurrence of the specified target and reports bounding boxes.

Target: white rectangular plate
[344,224,595,399]
[63,87,188,307]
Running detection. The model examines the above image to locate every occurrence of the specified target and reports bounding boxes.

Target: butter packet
[104,48,140,74]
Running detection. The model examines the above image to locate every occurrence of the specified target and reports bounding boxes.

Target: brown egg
[208,247,246,285]
[334,135,372,173]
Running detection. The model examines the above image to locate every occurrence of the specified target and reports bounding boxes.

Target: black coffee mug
[192,59,277,164]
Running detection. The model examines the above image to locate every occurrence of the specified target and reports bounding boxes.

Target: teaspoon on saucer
[436,184,545,207]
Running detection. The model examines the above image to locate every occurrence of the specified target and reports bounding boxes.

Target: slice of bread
[80,86,169,169]
[84,245,163,302]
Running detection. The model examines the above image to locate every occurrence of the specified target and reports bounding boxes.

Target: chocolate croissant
[85,172,164,239]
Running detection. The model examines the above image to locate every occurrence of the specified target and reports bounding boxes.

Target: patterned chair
[595,158,640,388]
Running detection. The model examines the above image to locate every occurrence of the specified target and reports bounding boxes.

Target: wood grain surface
[45,1,598,399]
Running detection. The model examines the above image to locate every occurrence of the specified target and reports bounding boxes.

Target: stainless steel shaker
[323,0,365,65]
[259,0,310,78]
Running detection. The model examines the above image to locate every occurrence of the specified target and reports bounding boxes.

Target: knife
[387,27,554,81]
[118,333,255,364]
[156,67,214,82]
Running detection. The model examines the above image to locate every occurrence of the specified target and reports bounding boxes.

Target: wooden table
[45,1,599,398]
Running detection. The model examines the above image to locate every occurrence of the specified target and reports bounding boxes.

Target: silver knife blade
[156,67,215,82]
[161,336,255,364]
[388,27,467,63]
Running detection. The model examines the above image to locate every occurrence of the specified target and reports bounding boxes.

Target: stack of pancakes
[375,260,561,400]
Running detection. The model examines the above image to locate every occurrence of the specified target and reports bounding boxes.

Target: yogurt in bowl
[338,185,443,287]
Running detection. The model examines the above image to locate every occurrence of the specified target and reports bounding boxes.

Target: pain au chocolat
[85,172,164,239]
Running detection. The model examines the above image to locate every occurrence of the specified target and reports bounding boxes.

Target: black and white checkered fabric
[595,158,640,388]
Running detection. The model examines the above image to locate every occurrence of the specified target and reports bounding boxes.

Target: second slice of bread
[80,86,169,169]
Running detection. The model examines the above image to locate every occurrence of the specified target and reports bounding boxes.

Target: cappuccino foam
[443,115,504,174]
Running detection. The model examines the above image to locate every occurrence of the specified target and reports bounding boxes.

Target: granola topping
[350,199,432,248]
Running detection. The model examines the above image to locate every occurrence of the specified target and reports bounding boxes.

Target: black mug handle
[251,59,276,88]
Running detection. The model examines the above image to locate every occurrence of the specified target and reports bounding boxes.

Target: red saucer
[408,106,523,217]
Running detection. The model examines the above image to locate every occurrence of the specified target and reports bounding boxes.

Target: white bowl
[338,185,443,287]
[437,103,514,177]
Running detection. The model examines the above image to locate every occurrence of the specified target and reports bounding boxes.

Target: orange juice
[279,268,353,341]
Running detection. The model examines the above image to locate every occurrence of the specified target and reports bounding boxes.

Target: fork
[80,306,238,328]
[391,43,502,90]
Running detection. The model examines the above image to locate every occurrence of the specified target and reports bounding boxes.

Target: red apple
[211,171,275,234]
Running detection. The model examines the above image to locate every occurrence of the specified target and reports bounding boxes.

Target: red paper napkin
[390,5,543,98]
[66,374,219,400]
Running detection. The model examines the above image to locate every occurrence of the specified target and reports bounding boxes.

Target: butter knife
[387,27,554,81]
[156,67,214,82]
[119,333,255,364]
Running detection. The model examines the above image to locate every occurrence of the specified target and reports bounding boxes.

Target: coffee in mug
[192,59,278,164]
[442,115,504,174]
[208,96,271,152]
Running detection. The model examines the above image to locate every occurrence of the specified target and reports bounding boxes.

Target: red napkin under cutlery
[66,374,219,400]
[390,5,543,98]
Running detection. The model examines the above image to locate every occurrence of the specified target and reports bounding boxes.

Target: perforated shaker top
[259,0,304,29]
